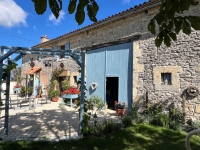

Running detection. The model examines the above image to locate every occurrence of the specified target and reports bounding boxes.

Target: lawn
[0,124,200,150]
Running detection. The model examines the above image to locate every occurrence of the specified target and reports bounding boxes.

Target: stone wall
[136,4,200,120]
[21,56,80,87]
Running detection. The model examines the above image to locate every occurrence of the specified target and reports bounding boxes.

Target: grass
[0,124,200,150]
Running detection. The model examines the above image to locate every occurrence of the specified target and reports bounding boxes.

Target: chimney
[40,34,50,43]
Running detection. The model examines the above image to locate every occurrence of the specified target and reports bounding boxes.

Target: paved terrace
[0,96,118,142]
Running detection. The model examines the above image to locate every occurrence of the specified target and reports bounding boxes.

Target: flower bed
[61,87,79,95]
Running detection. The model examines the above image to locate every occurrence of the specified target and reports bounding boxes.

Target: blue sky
[0,0,147,66]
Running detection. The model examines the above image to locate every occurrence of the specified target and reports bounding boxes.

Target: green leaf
[87,5,97,22]
[155,31,164,47]
[90,0,99,13]
[179,0,190,12]
[182,19,191,35]
[49,0,61,19]
[155,13,165,25]
[164,0,173,11]
[75,2,85,25]
[168,32,177,41]
[187,16,200,30]
[166,20,174,30]
[32,0,47,15]
[164,34,171,47]
[190,0,199,6]
[155,37,163,47]
[68,0,77,14]
[148,18,156,34]
[174,17,183,34]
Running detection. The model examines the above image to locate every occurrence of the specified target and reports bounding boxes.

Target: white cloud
[0,0,27,28]
[48,10,65,25]
[33,25,38,31]
[122,0,131,4]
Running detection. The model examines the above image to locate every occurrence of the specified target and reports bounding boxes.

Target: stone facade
[21,1,200,120]
[21,56,80,88]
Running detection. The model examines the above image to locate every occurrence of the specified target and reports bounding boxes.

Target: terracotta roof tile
[23,67,42,75]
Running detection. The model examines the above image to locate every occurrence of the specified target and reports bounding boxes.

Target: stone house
[21,0,200,120]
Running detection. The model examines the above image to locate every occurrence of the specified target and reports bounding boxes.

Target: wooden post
[182,92,186,123]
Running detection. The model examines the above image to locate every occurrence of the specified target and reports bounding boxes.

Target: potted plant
[61,86,79,107]
[50,90,60,102]
[27,86,33,97]
[13,84,20,95]
[36,86,43,98]
[19,85,26,97]
[114,101,126,117]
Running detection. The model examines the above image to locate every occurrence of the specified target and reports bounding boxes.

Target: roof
[32,0,161,48]
[23,67,42,75]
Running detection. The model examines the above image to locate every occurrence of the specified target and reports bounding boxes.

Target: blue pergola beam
[12,54,24,62]
[0,49,17,63]
[0,46,82,53]
[4,60,11,135]
[79,51,85,136]
[0,48,4,106]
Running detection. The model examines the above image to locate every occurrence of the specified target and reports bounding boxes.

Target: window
[161,73,172,85]
[60,45,65,58]
[73,76,77,84]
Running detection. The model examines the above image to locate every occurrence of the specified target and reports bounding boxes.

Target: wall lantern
[60,63,64,68]
[29,58,35,68]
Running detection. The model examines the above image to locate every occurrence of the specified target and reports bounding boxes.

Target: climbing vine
[48,68,64,96]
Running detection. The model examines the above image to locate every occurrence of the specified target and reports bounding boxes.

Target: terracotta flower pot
[116,108,126,117]
[52,97,58,102]
[36,95,41,98]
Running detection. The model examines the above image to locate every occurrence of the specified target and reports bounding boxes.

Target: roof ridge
[33,0,161,48]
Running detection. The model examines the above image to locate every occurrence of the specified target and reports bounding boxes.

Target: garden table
[61,94,78,108]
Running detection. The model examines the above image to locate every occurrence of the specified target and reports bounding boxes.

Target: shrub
[122,116,133,127]
[27,86,33,93]
[20,85,26,93]
[102,119,116,134]
[81,113,91,136]
[88,95,104,111]
[50,90,60,98]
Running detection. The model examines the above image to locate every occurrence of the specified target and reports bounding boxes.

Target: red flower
[61,87,79,95]
[14,85,20,88]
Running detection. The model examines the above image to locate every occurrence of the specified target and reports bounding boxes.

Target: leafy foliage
[148,0,200,47]
[20,85,26,93]
[2,60,17,80]
[88,95,104,110]
[32,0,99,25]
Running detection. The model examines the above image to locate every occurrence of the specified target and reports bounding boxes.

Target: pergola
[0,43,85,136]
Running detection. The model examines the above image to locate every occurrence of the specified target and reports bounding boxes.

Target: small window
[161,73,172,85]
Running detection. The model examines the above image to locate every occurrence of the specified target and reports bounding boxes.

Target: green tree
[148,0,200,47]
[32,0,99,25]
[31,0,200,47]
